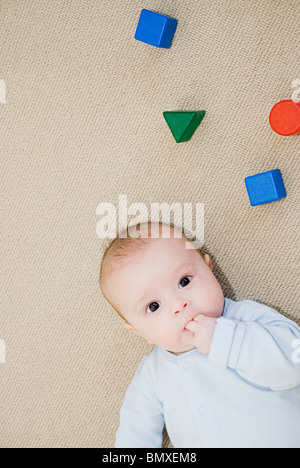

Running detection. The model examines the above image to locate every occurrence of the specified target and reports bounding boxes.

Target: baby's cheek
[156,326,178,346]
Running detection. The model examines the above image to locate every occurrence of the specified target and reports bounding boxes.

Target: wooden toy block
[269,100,300,136]
[244,169,286,206]
[135,9,178,49]
[163,111,206,143]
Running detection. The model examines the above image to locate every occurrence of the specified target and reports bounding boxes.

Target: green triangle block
[163,111,206,143]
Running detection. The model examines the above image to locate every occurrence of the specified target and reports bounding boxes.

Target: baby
[99,221,300,448]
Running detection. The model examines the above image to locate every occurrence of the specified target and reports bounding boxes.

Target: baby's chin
[168,347,196,356]
[165,341,196,356]
[161,326,197,355]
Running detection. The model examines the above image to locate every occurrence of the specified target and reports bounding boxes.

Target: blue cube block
[135,9,178,49]
[245,169,286,206]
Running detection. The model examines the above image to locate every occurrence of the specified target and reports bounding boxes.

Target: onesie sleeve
[115,356,165,448]
[207,301,300,391]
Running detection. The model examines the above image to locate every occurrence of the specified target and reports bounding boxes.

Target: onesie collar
[156,346,199,363]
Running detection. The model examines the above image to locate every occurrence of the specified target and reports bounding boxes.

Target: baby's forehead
[128,237,199,271]
[103,236,202,307]
[103,227,199,284]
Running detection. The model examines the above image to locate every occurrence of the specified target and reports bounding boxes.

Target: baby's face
[105,234,225,354]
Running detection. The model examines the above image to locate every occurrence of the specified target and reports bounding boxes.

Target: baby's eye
[146,302,161,314]
[179,276,192,289]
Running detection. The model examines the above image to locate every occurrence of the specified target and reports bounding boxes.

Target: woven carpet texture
[0,0,299,448]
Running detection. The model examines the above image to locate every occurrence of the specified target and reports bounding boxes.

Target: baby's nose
[173,300,189,315]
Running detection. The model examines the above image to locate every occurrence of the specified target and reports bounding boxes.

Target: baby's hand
[185,315,217,355]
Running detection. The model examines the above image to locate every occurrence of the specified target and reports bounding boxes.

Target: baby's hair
[99,221,203,320]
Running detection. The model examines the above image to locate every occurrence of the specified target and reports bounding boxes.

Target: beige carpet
[0,0,299,448]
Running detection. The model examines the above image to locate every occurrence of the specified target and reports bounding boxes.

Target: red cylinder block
[269,100,300,136]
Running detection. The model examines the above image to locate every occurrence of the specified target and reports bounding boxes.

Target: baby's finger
[185,320,198,332]
[192,314,205,323]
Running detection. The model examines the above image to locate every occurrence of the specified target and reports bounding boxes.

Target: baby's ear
[204,253,213,271]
